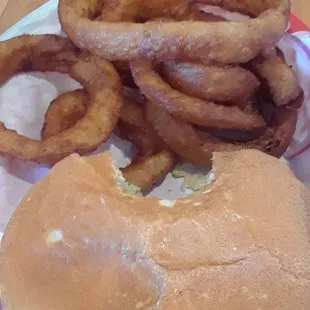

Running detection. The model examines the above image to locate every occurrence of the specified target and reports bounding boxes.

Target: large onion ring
[250,51,303,107]
[0,35,123,165]
[58,0,290,64]
[130,60,266,130]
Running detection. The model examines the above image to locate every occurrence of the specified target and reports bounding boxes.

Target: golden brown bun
[0,150,309,309]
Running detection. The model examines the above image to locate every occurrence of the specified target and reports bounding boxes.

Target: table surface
[0,0,309,33]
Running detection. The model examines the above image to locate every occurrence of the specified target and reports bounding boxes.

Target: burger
[0,149,309,309]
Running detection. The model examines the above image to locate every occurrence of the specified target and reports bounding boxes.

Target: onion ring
[41,87,158,156]
[193,2,302,107]
[130,60,266,130]
[146,94,301,162]
[161,61,260,104]
[151,15,260,106]
[58,0,290,64]
[145,100,213,167]
[0,35,123,165]
[117,96,178,190]
[194,3,302,108]
[118,96,162,156]
[250,51,303,107]
[121,151,177,191]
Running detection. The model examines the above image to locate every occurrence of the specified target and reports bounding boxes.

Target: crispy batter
[121,151,177,190]
[145,100,213,167]
[192,3,302,108]
[162,61,260,104]
[0,35,123,165]
[204,99,300,158]
[118,97,177,190]
[152,14,260,107]
[250,51,303,106]
[41,88,157,156]
[118,97,161,156]
[58,0,289,64]
[130,60,266,130]
[42,89,89,140]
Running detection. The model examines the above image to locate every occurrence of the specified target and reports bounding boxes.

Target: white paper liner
[0,0,309,237]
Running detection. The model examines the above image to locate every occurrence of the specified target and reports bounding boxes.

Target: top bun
[0,150,309,309]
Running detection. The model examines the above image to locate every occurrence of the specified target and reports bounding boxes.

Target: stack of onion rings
[41,87,177,191]
[0,0,304,192]
[131,57,302,162]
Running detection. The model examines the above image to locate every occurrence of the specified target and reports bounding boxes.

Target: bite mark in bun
[0,150,309,309]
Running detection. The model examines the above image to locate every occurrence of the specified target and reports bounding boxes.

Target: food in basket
[0,0,303,178]
[0,1,309,307]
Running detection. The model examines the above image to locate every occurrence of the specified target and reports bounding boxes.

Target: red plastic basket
[289,14,310,33]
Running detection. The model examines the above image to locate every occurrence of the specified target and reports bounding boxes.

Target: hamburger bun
[0,150,309,309]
